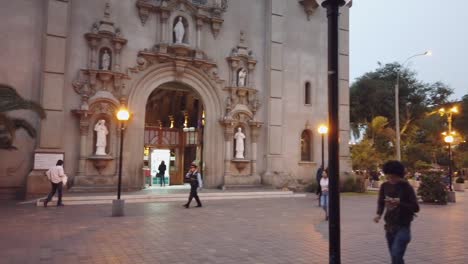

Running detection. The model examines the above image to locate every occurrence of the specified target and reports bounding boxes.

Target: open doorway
[143,82,205,186]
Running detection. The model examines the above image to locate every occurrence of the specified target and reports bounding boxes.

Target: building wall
[0,0,351,195]
[0,0,45,196]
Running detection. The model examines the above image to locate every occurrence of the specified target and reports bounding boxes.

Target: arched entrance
[143,82,205,186]
[123,63,224,189]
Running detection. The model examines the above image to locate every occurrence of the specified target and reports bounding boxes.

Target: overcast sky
[350,0,467,100]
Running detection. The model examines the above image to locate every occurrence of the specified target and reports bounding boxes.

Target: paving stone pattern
[0,192,467,264]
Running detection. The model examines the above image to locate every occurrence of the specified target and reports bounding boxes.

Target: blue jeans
[320,191,329,216]
[386,227,411,264]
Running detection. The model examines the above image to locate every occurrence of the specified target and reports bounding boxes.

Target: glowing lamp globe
[117,108,130,121]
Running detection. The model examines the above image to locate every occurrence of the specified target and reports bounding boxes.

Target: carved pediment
[136,0,228,37]
[128,44,221,84]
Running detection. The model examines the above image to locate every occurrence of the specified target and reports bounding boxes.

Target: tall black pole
[117,122,124,200]
[322,1,345,263]
[321,134,325,169]
[448,142,453,192]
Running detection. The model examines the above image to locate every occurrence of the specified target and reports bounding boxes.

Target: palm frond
[13,118,37,137]
[0,113,16,149]
[0,84,46,118]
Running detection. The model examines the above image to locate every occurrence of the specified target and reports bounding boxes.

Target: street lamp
[319,0,347,263]
[439,105,458,201]
[444,133,454,192]
[395,50,431,161]
[112,107,130,217]
[318,124,328,169]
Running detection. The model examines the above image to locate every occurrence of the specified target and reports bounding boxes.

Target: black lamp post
[112,107,130,217]
[318,125,328,169]
[439,106,458,200]
[444,134,454,192]
[321,0,346,263]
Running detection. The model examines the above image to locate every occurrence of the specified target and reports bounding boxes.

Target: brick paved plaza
[0,192,467,264]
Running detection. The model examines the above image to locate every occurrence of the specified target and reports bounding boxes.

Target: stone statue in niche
[237,68,247,87]
[174,17,185,44]
[94,119,109,155]
[234,127,246,159]
[101,50,111,70]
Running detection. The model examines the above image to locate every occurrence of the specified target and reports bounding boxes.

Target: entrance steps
[35,190,306,206]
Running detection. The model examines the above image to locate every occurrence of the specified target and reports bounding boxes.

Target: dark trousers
[186,184,201,206]
[159,175,165,187]
[46,182,63,205]
[386,227,411,264]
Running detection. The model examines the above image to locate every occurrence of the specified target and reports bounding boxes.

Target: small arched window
[301,130,312,161]
[304,82,311,105]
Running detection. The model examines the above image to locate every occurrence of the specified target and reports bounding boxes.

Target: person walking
[158,161,167,187]
[320,169,329,221]
[183,163,203,208]
[43,160,67,207]
[315,166,323,206]
[374,160,420,264]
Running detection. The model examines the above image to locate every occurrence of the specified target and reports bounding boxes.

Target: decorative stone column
[222,119,235,178]
[112,39,126,72]
[73,110,91,176]
[249,121,262,176]
[160,10,170,45]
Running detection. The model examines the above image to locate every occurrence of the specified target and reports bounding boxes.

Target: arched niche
[233,124,249,159]
[172,16,190,45]
[98,47,113,71]
[300,129,313,162]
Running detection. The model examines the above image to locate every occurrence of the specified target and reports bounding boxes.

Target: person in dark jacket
[315,166,324,206]
[374,161,420,264]
[183,163,203,208]
[158,161,166,187]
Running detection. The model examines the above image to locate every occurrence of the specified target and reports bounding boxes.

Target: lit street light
[444,133,454,192]
[113,107,130,217]
[395,50,431,161]
[318,124,328,169]
[440,105,459,201]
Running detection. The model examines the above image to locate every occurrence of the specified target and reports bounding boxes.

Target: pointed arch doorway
[144,82,205,186]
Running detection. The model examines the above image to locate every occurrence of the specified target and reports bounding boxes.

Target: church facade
[0,0,351,197]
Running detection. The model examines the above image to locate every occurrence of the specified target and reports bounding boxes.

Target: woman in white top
[320,170,329,221]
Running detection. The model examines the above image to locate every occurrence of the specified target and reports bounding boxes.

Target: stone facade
[0,0,352,197]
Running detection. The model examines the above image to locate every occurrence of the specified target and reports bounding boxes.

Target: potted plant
[454,177,465,192]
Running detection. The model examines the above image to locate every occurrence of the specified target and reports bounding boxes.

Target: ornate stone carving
[299,0,319,20]
[74,2,129,108]
[136,0,228,38]
[234,127,246,159]
[128,44,221,84]
[94,120,109,156]
[226,31,257,88]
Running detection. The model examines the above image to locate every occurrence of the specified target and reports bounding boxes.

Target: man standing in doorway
[44,160,67,207]
[184,163,202,208]
[374,160,419,264]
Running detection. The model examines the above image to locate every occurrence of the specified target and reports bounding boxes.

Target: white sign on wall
[33,152,64,170]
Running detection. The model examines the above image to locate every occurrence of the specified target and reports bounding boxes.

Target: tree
[350,139,381,171]
[350,62,455,170]
[350,63,453,138]
[0,84,46,149]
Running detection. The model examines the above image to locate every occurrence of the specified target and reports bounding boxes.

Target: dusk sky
[350,0,467,100]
